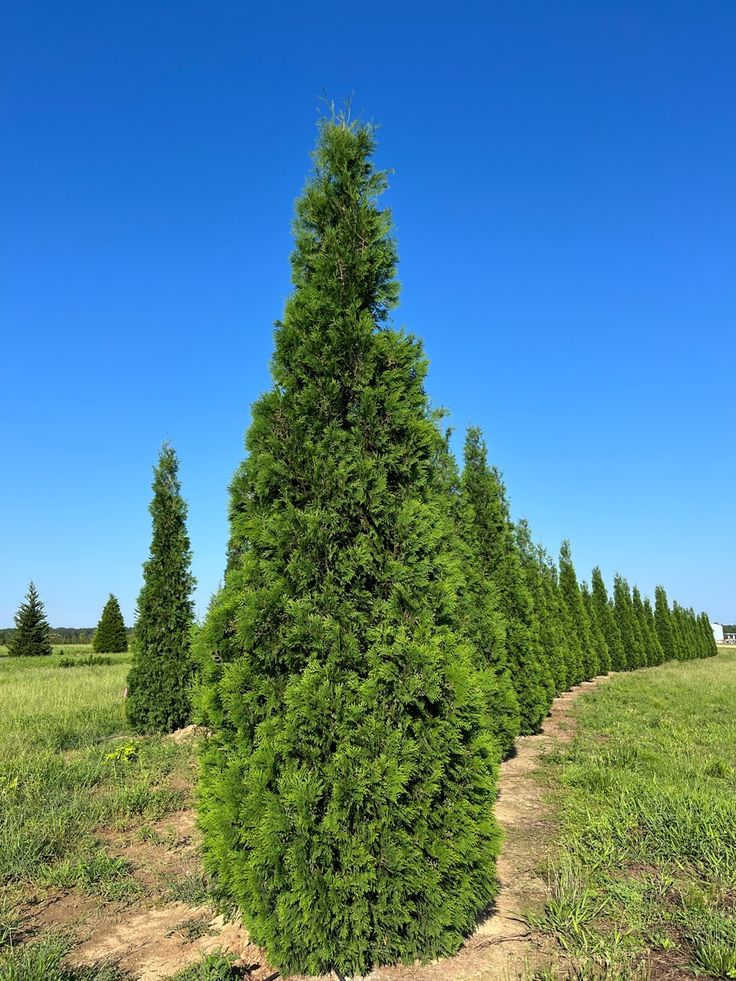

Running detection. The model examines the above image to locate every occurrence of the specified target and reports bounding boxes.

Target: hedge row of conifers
[7,114,717,977]
[189,116,716,976]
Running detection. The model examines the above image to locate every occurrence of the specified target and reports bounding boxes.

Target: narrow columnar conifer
[591,567,625,671]
[126,443,195,734]
[516,521,568,699]
[93,594,128,653]
[632,586,654,666]
[194,117,500,976]
[699,612,718,657]
[559,541,598,680]
[460,428,553,734]
[654,585,675,661]
[455,439,520,758]
[642,596,665,665]
[614,576,645,669]
[8,582,52,657]
[582,581,611,674]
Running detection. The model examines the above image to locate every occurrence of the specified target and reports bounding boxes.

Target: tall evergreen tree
[582,581,611,674]
[93,594,128,653]
[8,582,52,657]
[642,596,665,665]
[559,541,598,681]
[516,520,568,699]
[654,585,675,662]
[460,428,553,734]
[613,575,640,669]
[455,439,520,759]
[194,117,500,976]
[632,586,654,666]
[699,611,718,658]
[127,443,195,734]
[591,567,625,671]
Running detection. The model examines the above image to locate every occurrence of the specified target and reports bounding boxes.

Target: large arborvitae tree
[559,541,598,681]
[93,594,128,653]
[591,567,625,671]
[195,118,500,976]
[127,443,195,734]
[654,585,675,661]
[8,582,52,657]
[614,575,646,669]
[459,428,553,735]
[582,581,611,674]
[454,436,520,759]
[516,520,569,698]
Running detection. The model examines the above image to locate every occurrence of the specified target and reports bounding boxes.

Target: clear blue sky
[2,1,734,627]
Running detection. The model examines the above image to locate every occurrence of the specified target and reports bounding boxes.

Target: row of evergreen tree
[3,114,719,977]
[189,116,717,977]
[454,426,715,756]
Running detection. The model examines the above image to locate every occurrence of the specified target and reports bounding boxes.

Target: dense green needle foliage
[126,443,195,734]
[92,594,128,653]
[459,428,552,735]
[8,582,52,657]
[591,567,624,672]
[654,585,676,661]
[195,117,500,976]
[559,541,597,682]
[515,522,570,699]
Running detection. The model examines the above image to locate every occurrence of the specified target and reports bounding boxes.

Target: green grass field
[1,648,734,979]
[534,648,736,979]
[0,649,201,980]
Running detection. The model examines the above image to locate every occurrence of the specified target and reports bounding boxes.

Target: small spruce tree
[195,117,500,976]
[93,594,128,652]
[8,582,52,657]
[126,443,195,734]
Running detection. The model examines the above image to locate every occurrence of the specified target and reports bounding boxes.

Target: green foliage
[8,582,52,658]
[581,582,611,676]
[59,655,113,668]
[455,429,521,756]
[460,428,553,734]
[516,522,570,699]
[195,116,500,976]
[93,594,128,653]
[590,568,624,672]
[613,576,643,669]
[559,543,597,681]
[126,443,196,734]
[169,952,243,981]
[654,586,676,661]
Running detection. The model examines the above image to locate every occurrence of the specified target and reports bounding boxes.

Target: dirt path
[49,677,606,981]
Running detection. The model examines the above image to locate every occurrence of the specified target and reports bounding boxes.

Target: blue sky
[2,1,734,626]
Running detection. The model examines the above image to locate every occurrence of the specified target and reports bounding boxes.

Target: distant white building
[712,622,724,644]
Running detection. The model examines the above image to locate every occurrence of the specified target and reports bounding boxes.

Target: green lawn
[534,649,736,979]
[0,650,195,960]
